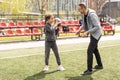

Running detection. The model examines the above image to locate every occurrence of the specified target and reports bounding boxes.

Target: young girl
[43,14,65,71]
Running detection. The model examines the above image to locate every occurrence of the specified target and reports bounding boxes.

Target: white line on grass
[0,44,120,59]
[59,44,120,53]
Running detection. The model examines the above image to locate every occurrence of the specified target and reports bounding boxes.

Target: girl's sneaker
[43,65,49,71]
[58,65,65,71]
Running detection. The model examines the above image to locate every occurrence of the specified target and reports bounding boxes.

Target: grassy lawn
[115,30,120,33]
[0,33,76,42]
[0,40,120,80]
[0,36,31,42]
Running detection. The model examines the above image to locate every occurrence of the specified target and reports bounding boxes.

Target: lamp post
[57,0,59,17]
[9,0,12,14]
[86,0,88,8]
[66,0,69,20]
[108,0,111,17]
[37,0,41,13]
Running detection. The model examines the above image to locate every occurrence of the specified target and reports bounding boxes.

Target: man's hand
[82,31,89,37]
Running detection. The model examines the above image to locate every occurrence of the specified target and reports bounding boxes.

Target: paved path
[115,25,120,30]
[0,33,120,51]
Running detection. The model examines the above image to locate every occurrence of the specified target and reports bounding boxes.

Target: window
[118,2,120,9]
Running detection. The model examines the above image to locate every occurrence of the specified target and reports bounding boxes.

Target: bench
[102,22,115,35]
[0,21,44,40]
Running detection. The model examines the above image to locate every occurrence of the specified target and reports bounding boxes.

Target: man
[76,3,103,75]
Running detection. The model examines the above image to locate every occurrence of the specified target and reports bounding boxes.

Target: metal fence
[0,14,81,23]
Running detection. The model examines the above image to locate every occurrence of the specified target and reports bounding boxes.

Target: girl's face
[48,15,54,24]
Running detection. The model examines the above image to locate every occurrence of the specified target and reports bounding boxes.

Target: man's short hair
[78,2,87,9]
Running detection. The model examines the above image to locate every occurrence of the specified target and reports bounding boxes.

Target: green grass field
[0,40,120,80]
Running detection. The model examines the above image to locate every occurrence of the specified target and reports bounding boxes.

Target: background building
[87,0,120,18]
[99,0,120,18]
[0,0,120,19]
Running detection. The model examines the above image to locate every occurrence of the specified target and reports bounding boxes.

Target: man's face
[78,6,85,14]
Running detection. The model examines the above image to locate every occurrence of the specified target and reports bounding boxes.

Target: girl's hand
[54,21,60,27]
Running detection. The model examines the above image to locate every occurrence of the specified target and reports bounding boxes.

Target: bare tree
[33,0,46,14]
[40,0,47,14]
[96,0,107,13]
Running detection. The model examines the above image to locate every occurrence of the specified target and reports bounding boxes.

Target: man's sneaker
[83,70,92,75]
[94,65,103,69]
[43,65,49,71]
[58,65,65,71]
